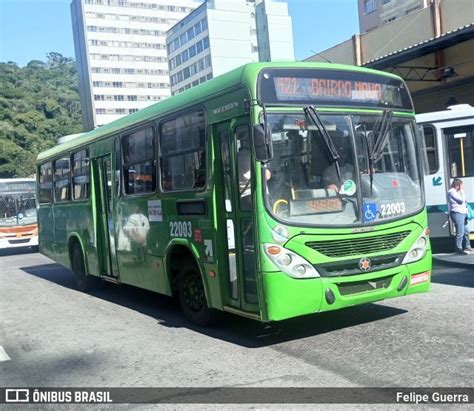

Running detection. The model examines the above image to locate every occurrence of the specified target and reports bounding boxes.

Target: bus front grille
[306,230,411,257]
[315,254,403,277]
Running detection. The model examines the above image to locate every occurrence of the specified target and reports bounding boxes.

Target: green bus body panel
[36,62,430,323]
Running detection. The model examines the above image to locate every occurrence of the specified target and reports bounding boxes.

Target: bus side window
[422,125,439,174]
[39,162,53,204]
[445,125,474,178]
[72,149,90,200]
[115,137,121,196]
[122,126,156,195]
[159,110,206,192]
[236,125,251,211]
[54,157,71,202]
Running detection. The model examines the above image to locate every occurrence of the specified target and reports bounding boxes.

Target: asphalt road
[1,250,473,392]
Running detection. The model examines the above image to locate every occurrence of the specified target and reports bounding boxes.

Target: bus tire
[72,244,98,292]
[177,260,217,326]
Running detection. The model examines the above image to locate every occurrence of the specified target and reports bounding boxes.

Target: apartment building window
[364,0,377,14]
[194,22,202,36]
[383,0,391,3]
[196,41,203,53]
[187,27,195,41]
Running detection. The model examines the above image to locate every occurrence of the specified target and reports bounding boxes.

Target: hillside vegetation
[0,53,83,177]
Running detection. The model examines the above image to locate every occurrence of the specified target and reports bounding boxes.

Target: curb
[432,256,474,269]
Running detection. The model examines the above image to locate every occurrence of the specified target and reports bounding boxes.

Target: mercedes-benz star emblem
[359,257,371,272]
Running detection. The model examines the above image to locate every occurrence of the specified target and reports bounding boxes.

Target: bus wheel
[72,244,98,292]
[177,260,217,326]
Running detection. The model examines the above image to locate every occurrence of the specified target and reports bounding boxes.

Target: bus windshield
[0,182,37,227]
[263,112,423,227]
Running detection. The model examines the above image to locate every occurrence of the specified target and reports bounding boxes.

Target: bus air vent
[336,275,394,296]
[306,231,410,257]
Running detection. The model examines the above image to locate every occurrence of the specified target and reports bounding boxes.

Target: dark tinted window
[72,149,90,200]
[160,110,206,191]
[54,157,71,202]
[39,162,53,204]
[422,125,438,174]
[446,125,474,178]
[122,126,156,194]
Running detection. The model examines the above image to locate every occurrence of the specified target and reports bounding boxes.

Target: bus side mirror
[253,124,273,162]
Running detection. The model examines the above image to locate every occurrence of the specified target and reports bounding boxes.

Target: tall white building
[71,0,200,130]
[167,0,294,95]
[255,0,294,62]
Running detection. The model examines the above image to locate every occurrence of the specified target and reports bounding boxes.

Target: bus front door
[92,154,119,279]
[216,120,259,314]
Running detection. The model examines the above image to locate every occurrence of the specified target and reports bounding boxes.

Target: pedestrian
[448,178,472,254]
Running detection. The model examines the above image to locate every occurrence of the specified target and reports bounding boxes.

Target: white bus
[416,104,474,248]
[0,178,38,250]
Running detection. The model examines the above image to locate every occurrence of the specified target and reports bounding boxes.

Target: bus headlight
[402,229,429,264]
[264,244,320,279]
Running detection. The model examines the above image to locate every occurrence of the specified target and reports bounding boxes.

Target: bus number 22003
[169,221,192,238]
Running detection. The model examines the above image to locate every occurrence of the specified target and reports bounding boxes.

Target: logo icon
[363,203,377,223]
[5,389,29,403]
[359,257,371,272]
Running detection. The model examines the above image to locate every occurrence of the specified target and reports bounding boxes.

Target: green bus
[37,62,431,325]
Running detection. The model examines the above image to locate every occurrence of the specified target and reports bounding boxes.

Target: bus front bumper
[0,235,38,250]
[262,253,431,322]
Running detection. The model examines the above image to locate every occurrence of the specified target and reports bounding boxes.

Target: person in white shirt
[447,178,472,254]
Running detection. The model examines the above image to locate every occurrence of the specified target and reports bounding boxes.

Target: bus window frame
[421,124,439,175]
[53,156,71,203]
[121,123,157,197]
[444,124,474,178]
[71,148,91,202]
[115,136,122,198]
[38,161,54,205]
[157,106,208,194]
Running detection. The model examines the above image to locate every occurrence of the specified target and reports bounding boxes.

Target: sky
[0,0,359,67]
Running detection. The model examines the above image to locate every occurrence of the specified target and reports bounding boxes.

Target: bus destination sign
[274,77,402,106]
[0,181,36,193]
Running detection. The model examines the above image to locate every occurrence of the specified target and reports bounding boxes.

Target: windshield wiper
[370,109,393,163]
[366,109,393,195]
[304,106,342,183]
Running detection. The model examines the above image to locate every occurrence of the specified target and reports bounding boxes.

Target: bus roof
[37,62,404,162]
[416,104,474,123]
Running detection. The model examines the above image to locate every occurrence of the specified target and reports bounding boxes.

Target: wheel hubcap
[183,272,204,311]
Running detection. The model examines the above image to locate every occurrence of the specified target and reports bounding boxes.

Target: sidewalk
[432,252,474,268]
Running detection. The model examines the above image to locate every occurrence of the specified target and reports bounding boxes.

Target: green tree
[0,53,83,177]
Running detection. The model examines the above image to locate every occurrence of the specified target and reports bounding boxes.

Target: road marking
[0,346,11,362]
